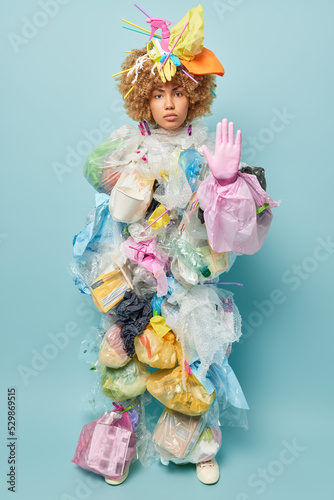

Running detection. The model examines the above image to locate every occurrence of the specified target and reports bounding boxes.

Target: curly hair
[116,48,217,125]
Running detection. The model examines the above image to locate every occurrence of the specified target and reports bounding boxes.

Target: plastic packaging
[99,325,130,368]
[101,357,150,401]
[134,326,180,369]
[72,409,136,480]
[152,408,206,460]
[146,365,215,416]
[90,259,133,313]
[109,163,155,223]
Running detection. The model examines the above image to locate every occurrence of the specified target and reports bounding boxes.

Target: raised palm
[202,119,241,186]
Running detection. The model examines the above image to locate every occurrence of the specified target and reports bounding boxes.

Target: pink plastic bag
[122,237,169,297]
[197,172,280,254]
[72,410,136,480]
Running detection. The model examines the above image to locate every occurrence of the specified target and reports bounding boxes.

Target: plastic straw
[134,3,151,18]
[123,26,161,38]
[144,208,170,230]
[181,68,198,84]
[128,246,148,255]
[160,21,189,69]
[122,18,153,35]
[112,67,133,77]
[202,282,243,286]
[124,86,134,99]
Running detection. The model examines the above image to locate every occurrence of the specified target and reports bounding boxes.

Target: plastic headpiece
[118,4,224,94]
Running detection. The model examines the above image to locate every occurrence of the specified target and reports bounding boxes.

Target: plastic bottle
[167,236,211,278]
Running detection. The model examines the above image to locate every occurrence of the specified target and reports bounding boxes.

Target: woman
[71,4,278,487]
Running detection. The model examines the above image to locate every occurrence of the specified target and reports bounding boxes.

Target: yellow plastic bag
[134,326,180,369]
[146,365,215,416]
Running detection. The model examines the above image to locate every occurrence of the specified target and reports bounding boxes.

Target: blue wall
[1,1,333,499]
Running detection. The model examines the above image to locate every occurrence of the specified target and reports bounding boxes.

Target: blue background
[1,0,333,498]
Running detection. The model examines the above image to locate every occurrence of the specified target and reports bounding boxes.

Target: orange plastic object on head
[180,47,225,76]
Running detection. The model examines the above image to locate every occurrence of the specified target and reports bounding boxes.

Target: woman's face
[149,81,189,130]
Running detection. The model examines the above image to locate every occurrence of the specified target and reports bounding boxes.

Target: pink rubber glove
[202,119,242,186]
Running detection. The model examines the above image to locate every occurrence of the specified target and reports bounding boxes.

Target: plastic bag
[176,286,241,377]
[83,124,141,194]
[152,408,206,460]
[146,365,215,416]
[134,326,180,369]
[197,171,280,254]
[99,325,130,368]
[72,409,136,480]
[101,357,150,401]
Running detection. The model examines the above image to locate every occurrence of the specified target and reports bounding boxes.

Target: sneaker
[196,458,219,485]
[105,468,129,486]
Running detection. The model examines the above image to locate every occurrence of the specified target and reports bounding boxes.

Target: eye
[175,92,183,97]
[154,94,163,99]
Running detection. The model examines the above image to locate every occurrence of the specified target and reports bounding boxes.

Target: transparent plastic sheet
[152,152,193,210]
[101,357,150,401]
[146,365,215,416]
[71,194,127,294]
[83,124,142,194]
[134,326,180,369]
[176,285,242,378]
[99,324,130,368]
[79,327,103,366]
[141,121,210,158]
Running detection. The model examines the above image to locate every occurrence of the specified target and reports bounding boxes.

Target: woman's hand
[202,119,241,186]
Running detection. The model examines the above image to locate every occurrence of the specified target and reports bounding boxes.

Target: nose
[164,92,175,109]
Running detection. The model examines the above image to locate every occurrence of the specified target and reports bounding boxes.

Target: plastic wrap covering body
[72,121,277,474]
[72,410,136,480]
[101,357,150,402]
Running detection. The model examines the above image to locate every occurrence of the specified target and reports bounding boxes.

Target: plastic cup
[111,187,145,222]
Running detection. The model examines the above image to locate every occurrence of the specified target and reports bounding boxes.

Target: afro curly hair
[116,48,217,125]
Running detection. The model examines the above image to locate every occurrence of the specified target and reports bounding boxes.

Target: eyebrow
[153,86,183,92]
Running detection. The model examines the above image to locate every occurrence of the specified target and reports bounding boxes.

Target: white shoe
[104,467,129,485]
[196,458,219,485]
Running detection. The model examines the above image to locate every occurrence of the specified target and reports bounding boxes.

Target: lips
[163,114,178,121]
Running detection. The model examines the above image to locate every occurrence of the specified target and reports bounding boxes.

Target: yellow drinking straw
[112,67,133,77]
[121,18,161,37]
[124,86,134,99]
